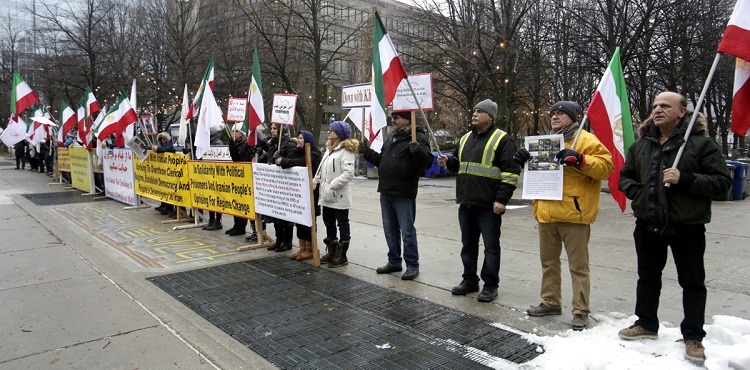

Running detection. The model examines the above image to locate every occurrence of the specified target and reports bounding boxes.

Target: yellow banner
[188,161,255,219]
[134,152,191,207]
[69,147,91,192]
[57,147,71,172]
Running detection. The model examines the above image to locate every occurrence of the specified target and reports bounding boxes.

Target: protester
[437,99,520,303]
[151,132,176,217]
[225,129,255,237]
[14,140,26,169]
[38,139,49,174]
[617,91,732,364]
[514,101,613,330]
[276,130,321,261]
[26,143,37,171]
[245,130,268,243]
[360,111,433,280]
[313,121,358,268]
[44,138,54,176]
[265,124,297,251]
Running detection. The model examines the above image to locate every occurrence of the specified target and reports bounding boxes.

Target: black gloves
[513,148,530,166]
[408,141,421,155]
[556,148,585,168]
[358,138,369,153]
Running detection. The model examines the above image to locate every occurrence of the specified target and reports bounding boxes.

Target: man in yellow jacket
[514,101,613,330]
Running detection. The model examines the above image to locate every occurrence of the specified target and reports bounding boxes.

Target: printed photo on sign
[521,134,564,201]
[270,94,298,126]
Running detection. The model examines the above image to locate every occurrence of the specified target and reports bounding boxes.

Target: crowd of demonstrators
[360,111,433,281]
[437,99,521,303]
[275,130,321,261]
[264,124,298,252]
[313,121,358,268]
[617,91,732,364]
[514,101,614,330]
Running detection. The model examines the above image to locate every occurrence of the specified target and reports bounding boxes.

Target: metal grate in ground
[21,191,99,206]
[149,256,543,369]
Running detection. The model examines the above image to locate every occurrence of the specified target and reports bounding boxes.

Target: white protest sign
[200,145,232,162]
[226,98,247,122]
[341,83,372,109]
[252,163,313,227]
[270,94,298,126]
[392,73,434,111]
[103,148,137,206]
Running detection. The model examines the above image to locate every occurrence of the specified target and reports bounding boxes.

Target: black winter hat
[550,101,580,123]
[391,111,411,120]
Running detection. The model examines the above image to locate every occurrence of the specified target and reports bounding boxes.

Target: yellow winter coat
[532,130,614,224]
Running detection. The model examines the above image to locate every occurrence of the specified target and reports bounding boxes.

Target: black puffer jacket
[229,137,254,162]
[361,126,433,199]
[619,112,732,234]
[445,124,520,207]
[265,135,296,164]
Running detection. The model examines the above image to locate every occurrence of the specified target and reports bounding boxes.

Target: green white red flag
[369,11,408,153]
[241,49,264,146]
[185,57,215,120]
[730,58,750,136]
[585,47,634,212]
[10,72,40,115]
[59,101,77,141]
[718,0,750,63]
[94,92,137,148]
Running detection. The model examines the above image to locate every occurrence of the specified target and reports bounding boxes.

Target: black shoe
[245,232,258,242]
[228,229,246,236]
[451,280,480,295]
[477,287,498,303]
[267,239,281,251]
[205,221,223,231]
[376,263,402,274]
[202,219,215,230]
[275,242,293,252]
[401,268,419,280]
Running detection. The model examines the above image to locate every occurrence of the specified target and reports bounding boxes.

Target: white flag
[178,84,189,146]
[194,84,224,159]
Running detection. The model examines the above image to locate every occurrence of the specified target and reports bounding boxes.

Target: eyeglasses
[549,111,567,118]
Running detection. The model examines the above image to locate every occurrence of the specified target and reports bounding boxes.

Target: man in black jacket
[360,111,433,280]
[617,91,731,364]
[437,99,520,303]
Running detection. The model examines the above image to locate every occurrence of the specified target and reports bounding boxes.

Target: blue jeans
[380,194,419,269]
[458,205,502,288]
[322,206,350,242]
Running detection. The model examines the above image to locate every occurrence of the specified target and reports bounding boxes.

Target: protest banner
[188,161,255,218]
[134,152,191,207]
[69,146,92,193]
[252,163,312,227]
[57,147,71,172]
[103,148,137,206]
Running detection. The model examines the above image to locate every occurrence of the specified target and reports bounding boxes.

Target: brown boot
[297,240,313,261]
[320,238,338,264]
[290,239,304,260]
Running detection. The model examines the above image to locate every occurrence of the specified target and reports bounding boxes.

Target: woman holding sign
[275,130,321,261]
[267,124,298,252]
[313,121,358,268]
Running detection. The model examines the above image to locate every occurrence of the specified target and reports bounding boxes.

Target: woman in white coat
[313,120,358,268]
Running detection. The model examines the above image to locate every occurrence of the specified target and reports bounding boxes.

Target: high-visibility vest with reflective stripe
[457,128,519,186]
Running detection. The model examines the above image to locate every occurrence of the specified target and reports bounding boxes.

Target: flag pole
[666,53,722,187]
[403,77,441,153]
[570,115,589,148]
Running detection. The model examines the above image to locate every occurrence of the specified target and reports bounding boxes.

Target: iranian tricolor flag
[185,57,215,120]
[585,47,634,213]
[85,86,101,118]
[369,11,408,153]
[731,59,750,136]
[59,102,77,141]
[95,93,137,148]
[10,72,40,115]
[718,0,750,63]
[241,49,265,146]
[177,84,190,146]
[77,103,87,146]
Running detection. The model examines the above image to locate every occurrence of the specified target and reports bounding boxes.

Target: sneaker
[527,303,562,317]
[376,263,402,274]
[401,268,419,280]
[618,324,658,340]
[684,340,705,363]
[571,314,589,330]
[245,232,258,242]
[451,280,480,295]
[477,287,498,303]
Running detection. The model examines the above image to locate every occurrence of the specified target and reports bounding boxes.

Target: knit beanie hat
[391,111,411,120]
[474,99,498,119]
[299,130,317,150]
[329,121,351,140]
[550,101,580,123]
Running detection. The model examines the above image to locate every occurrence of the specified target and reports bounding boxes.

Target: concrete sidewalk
[1,155,749,369]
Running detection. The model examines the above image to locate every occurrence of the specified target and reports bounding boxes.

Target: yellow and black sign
[57,147,71,172]
[134,152,191,207]
[69,147,91,192]
[188,161,255,219]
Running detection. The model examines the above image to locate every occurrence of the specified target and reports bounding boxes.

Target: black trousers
[232,216,247,230]
[633,224,707,341]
